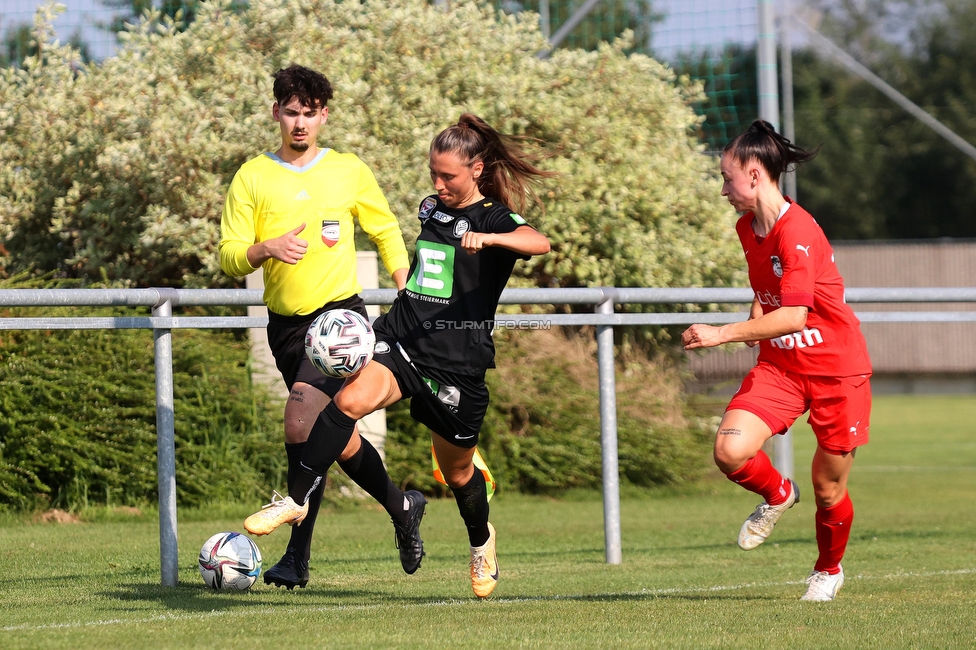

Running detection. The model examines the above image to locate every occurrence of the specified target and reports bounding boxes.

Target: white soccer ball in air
[198,531,262,590]
[305,308,376,378]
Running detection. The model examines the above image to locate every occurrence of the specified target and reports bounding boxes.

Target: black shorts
[266,295,368,397]
[371,338,489,449]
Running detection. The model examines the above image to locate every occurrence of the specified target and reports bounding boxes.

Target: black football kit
[372,194,534,446]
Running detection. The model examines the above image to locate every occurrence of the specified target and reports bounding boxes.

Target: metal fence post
[153,289,179,587]
[596,288,622,565]
[775,427,795,479]
[757,0,780,130]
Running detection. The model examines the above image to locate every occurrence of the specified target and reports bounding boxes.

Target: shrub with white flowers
[0,0,740,291]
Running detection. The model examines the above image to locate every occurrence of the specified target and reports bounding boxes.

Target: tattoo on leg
[719,427,743,436]
[289,389,305,403]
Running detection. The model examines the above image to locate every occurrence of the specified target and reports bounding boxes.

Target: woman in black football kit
[244,113,552,598]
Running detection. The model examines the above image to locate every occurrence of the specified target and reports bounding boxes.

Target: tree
[100,0,199,34]
[547,0,660,53]
[791,48,891,239]
[879,0,976,238]
[791,0,976,239]
[495,0,661,54]
[2,24,34,68]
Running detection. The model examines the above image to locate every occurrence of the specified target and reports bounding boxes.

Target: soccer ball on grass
[305,308,376,378]
[198,531,262,590]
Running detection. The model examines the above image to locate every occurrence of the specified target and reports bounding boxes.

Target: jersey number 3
[407,241,455,299]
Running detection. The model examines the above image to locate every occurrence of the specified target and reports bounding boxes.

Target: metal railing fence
[2,286,975,586]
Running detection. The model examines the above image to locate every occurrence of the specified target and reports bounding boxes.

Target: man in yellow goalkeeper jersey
[219,64,426,589]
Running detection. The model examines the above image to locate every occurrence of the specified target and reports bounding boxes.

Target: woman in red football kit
[682,120,872,601]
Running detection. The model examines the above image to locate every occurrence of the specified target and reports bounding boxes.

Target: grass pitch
[1,395,974,648]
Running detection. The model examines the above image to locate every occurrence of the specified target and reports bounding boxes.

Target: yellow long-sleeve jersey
[219,149,409,316]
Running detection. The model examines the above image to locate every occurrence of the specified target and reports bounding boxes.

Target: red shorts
[726,362,872,454]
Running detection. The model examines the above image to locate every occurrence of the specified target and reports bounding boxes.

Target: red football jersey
[736,200,871,376]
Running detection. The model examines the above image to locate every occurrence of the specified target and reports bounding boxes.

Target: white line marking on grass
[856,466,976,473]
[3,567,974,633]
[474,567,976,605]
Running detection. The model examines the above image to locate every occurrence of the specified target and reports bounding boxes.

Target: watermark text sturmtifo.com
[423,319,552,331]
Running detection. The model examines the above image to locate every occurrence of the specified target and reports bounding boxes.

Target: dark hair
[430,113,555,213]
[272,64,334,109]
[724,119,820,182]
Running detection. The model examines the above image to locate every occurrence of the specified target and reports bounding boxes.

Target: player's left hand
[461,231,494,255]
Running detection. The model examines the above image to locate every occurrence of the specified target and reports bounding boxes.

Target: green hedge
[0,314,284,512]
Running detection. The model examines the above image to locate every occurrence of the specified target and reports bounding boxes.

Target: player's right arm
[219,170,260,277]
[246,223,308,267]
[682,305,808,350]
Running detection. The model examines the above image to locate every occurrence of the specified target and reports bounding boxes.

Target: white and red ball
[198,531,262,590]
[305,308,376,378]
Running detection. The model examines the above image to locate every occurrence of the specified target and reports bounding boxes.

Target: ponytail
[430,114,555,213]
[724,119,820,182]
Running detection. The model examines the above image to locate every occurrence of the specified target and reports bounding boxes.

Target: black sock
[286,442,304,489]
[338,437,407,524]
[291,401,358,502]
[285,442,324,562]
[453,469,490,547]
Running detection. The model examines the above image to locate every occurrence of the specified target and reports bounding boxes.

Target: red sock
[814,493,854,574]
[725,450,791,505]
